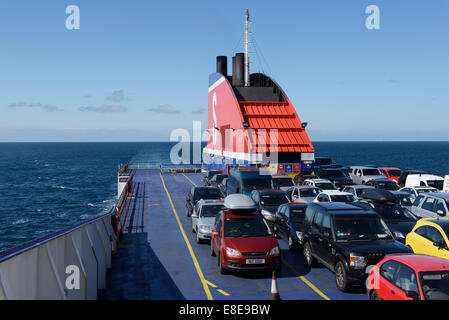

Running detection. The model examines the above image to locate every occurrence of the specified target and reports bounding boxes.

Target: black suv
[203,170,223,186]
[316,168,353,189]
[186,186,223,217]
[302,202,412,292]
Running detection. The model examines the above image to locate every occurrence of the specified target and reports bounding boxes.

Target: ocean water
[0,141,448,252]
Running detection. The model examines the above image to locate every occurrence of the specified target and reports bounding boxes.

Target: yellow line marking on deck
[182,173,197,187]
[282,258,331,300]
[205,280,217,288]
[217,289,230,296]
[160,172,213,300]
[128,197,136,199]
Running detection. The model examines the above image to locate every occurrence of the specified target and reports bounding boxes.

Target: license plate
[246,259,265,264]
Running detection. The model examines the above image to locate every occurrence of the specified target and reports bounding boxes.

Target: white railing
[0,173,132,300]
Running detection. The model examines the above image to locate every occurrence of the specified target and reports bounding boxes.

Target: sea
[0,141,448,252]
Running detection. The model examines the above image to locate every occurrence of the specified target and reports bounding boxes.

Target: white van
[405,174,444,191]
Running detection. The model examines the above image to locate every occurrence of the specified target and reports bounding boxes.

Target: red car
[378,167,402,183]
[210,195,281,274]
[367,254,449,300]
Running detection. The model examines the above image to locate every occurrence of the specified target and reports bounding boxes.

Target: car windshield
[363,169,382,176]
[427,180,444,190]
[290,207,307,223]
[224,217,273,238]
[333,216,393,241]
[260,193,289,206]
[372,205,418,222]
[215,175,227,184]
[355,188,371,197]
[330,195,355,202]
[194,189,222,202]
[272,177,294,188]
[419,271,449,300]
[376,181,399,190]
[388,170,402,177]
[396,194,415,207]
[201,205,225,217]
[208,171,221,179]
[300,188,319,197]
[315,182,337,190]
[242,178,272,190]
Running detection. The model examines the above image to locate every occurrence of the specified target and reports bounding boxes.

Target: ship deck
[99,169,367,300]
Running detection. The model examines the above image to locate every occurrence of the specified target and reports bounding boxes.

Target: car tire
[335,261,351,292]
[210,242,216,256]
[303,242,314,267]
[219,254,230,275]
[370,290,380,300]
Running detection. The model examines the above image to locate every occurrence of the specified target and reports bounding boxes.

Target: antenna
[244,10,250,87]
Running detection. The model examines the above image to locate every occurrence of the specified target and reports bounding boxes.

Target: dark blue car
[273,203,308,250]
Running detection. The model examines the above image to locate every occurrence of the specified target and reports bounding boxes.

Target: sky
[0,0,448,142]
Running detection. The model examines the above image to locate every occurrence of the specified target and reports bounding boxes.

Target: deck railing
[0,173,132,300]
[125,162,202,173]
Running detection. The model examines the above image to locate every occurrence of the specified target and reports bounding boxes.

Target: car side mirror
[405,291,420,300]
[433,240,447,249]
[281,217,287,223]
[437,210,445,217]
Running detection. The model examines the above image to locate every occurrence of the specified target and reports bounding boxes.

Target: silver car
[410,192,449,219]
[348,166,386,185]
[191,199,225,243]
[285,186,320,203]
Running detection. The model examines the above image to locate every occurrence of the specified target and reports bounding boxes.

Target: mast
[244,10,250,87]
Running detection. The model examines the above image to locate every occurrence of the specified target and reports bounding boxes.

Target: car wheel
[303,242,314,267]
[219,254,230,275]
[335,261,351,292]
[370,290,380,300]
[210,242,216,256]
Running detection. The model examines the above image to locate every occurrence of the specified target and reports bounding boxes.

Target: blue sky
[0,0,448,141]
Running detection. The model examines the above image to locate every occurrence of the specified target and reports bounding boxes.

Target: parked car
[293,174,319,185]
[405,174,444,191]
[410,193,449,219]
[191,199,225,243]
[399,186,438,198]
[398,170,430,188]
[313,157,334,171]
[367,254,449,300]
[210,194,282,274]
[203,170,223,186]
[342,185,375,200]
[316,168,353,189]
[302,202,412,292]
[364,178,400,191]
[273,203,308,250]
[390,191,416,211]
[186,186,222,217]
[303,178,338,192]
[285,186,320,203]
[209,173,228,188]
[226,167,272,196]
[313,190,356,203]
[378,167,402,183]
[249,189,290,226]
[348,166,386,185]
[271,175,295,191]
[354,188,418,243]
[406,218,449,260]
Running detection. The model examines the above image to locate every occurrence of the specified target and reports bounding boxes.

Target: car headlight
[261,210,274,220]
[225,247,240,257]
[394,231,405,239]
[349,254,367,269]
[296,231,303,241]
[199,225,212,233]
[269,246,280,256]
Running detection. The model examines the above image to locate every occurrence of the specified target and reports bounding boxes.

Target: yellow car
[406,218,449,260]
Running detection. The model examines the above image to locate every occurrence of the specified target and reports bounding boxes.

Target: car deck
[99,169,366,300]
